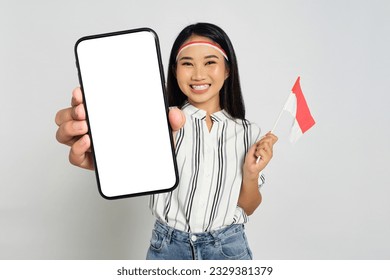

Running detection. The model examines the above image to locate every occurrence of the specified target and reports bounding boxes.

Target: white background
[1,0,389,259]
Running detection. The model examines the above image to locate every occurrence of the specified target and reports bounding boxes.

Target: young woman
[55,22,277,260]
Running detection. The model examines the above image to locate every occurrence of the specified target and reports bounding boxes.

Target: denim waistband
[153,219,244,244]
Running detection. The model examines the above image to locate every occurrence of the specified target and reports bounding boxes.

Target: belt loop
[166,226,174,244]
[210,229,220,247]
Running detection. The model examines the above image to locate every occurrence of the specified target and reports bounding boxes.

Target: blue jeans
[146,220,253,260]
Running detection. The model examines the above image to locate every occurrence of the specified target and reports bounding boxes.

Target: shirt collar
[181,101,231,122]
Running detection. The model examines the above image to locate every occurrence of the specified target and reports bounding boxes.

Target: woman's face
[175,35,229,113]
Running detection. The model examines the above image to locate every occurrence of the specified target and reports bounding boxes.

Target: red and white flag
[257,76,315,163]
[282,76,315,142]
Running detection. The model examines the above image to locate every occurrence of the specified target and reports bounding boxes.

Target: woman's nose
[191,66,206,80]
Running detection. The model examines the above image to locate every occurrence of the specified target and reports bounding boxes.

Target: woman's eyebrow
[179,56,193,61]
[205,55,219,59]
[178,54,220,61]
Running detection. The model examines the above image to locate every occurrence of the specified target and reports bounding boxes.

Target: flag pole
[256,88,294,164]
[270,104,285,133]
[270,91,293,133]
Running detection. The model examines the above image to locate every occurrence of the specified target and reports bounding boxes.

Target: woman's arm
[238,132,278,215]
[238,176,262,216]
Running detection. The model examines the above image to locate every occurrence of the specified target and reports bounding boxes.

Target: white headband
[176,41,229,62]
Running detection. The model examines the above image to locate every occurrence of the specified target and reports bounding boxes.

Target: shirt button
[191,235,197,242]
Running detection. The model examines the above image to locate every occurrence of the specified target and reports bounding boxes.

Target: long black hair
[166,22,246,119]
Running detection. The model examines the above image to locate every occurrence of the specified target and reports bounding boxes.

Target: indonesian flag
[283,77,315,142]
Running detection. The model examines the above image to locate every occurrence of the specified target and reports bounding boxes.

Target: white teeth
[191,84,209,90]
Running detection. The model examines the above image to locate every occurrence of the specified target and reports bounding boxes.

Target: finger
[264,132,278,144]
[255,141,273,159]
[169,107,186,132]
[55,107,73,126]
[55,104,86,126]
[69,134,94,170]
[254,133,277,167]
[71,87,86,120]
[55,89,86,126]
[256,148,272,167]
[256,135,271,145]
[259,143,273,157]
[71,87,83,107]
[255,135,278,152]
[71,103,86,120]
[56,120,88,145]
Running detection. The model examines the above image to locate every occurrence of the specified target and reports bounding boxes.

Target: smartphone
[75,28,178,199]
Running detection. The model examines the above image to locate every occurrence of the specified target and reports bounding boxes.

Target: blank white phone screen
[75,29,178,199]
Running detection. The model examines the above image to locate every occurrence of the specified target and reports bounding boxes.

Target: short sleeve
[258,171,265,189]
[250,122,262,144]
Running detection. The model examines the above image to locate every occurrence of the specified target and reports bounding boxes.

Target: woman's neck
[187,99,221,116]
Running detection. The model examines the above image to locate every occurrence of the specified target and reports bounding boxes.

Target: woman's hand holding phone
[55,87,186,171]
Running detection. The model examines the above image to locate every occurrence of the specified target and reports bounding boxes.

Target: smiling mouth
[191,84,210,90]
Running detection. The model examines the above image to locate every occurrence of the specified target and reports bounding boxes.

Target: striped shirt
[149,102,264,233]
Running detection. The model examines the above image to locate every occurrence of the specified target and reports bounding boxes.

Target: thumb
[168,107,186,132]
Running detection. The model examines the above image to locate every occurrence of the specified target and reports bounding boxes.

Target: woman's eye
[205,61,217,65]
[181,62,193,66]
